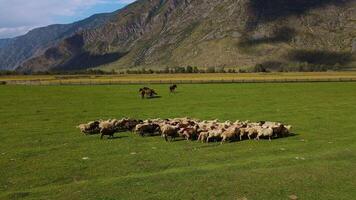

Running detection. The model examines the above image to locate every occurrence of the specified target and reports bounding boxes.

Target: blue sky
[0,0,136,39]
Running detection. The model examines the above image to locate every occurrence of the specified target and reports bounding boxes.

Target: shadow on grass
[100,135,129,140]
[146,96,162,99]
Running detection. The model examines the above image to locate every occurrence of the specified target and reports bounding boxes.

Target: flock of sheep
[78,117,292,143]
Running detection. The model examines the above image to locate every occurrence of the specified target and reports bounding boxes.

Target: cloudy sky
[0,0,136,39]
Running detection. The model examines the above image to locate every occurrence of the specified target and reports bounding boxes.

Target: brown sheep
[117,118,142,131]
[279,125,292,137]
[160,124,179,142]
[135,123,160,136]
[99,120,118,139]
[77,121,101,135]
[179,125,199,140]
[221,126,241,144]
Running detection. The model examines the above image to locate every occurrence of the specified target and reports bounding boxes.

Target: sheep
[239,127,249,141]
[197,132,209,143]
[116,118,142,131]
[279,125,292,137]
[160,124,179,142]
[221,126,241,144]
[79,118,293,143]
[247,127,259,140]
[256,127,274,141]
[77,121,101,135]
[99,120,118,139]
[179,125,199,140]
[134,123,160,137]
[206,128,225,143]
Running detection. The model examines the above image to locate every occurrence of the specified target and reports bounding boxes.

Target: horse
[169,84,177,93]
[139,87,158,99]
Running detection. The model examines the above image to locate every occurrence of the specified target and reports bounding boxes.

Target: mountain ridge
[0,11,118,70]
[2,0,355,72]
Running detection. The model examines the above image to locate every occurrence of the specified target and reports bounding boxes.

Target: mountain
[0,12,117,70]
[0,39,10,48]
[5,0,356,72]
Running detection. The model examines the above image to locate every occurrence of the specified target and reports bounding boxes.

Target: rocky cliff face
[8,0,356,72]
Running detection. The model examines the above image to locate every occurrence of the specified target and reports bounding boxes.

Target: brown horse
[139,87,158,99]
[169,84,177,93]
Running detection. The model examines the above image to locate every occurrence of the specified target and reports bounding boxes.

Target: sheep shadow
[169,138,188,142]
[103,135,129,140]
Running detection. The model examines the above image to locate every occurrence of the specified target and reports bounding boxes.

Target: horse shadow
[146,96,162,99]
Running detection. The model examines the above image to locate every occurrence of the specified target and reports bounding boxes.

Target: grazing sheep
[279,125,292,137]
[179,125,199,141]
[239,127,249,141]
[247,127,259,140]
[99,120,118,139]
[80,118,293,143]
[117,118,142,131]
[256,127,274,141]
[160,124,179,142]
[135,123,160,136]
[206,128,225,143]
[221,126,241,144]
[197,132,209,143]
[77,121,101,135]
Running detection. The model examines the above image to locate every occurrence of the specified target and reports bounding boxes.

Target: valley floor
[0,83,356,199]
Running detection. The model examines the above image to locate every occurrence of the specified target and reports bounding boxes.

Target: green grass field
[1,83,356,200]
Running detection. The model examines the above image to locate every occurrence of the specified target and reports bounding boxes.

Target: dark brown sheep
[134,123,160,136]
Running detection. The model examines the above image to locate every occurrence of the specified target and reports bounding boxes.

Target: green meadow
[0,83,356,200]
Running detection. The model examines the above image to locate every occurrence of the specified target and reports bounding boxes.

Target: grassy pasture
[0,83,356,200]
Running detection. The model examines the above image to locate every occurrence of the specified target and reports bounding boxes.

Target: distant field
[2,72,356,85]
[0,83,356,200]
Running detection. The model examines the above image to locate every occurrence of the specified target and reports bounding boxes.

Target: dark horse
[169,84,177,93]
[139,87,158,99]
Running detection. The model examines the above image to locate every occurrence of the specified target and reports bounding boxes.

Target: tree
[186,66,193,73]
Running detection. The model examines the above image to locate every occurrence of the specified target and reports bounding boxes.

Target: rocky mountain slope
[3,0,356,72]
[0,12,116,70]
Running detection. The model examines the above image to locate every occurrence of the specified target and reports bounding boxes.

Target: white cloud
[0,0,136,39]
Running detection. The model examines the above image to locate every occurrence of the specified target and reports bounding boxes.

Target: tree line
[0,62,344,76]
